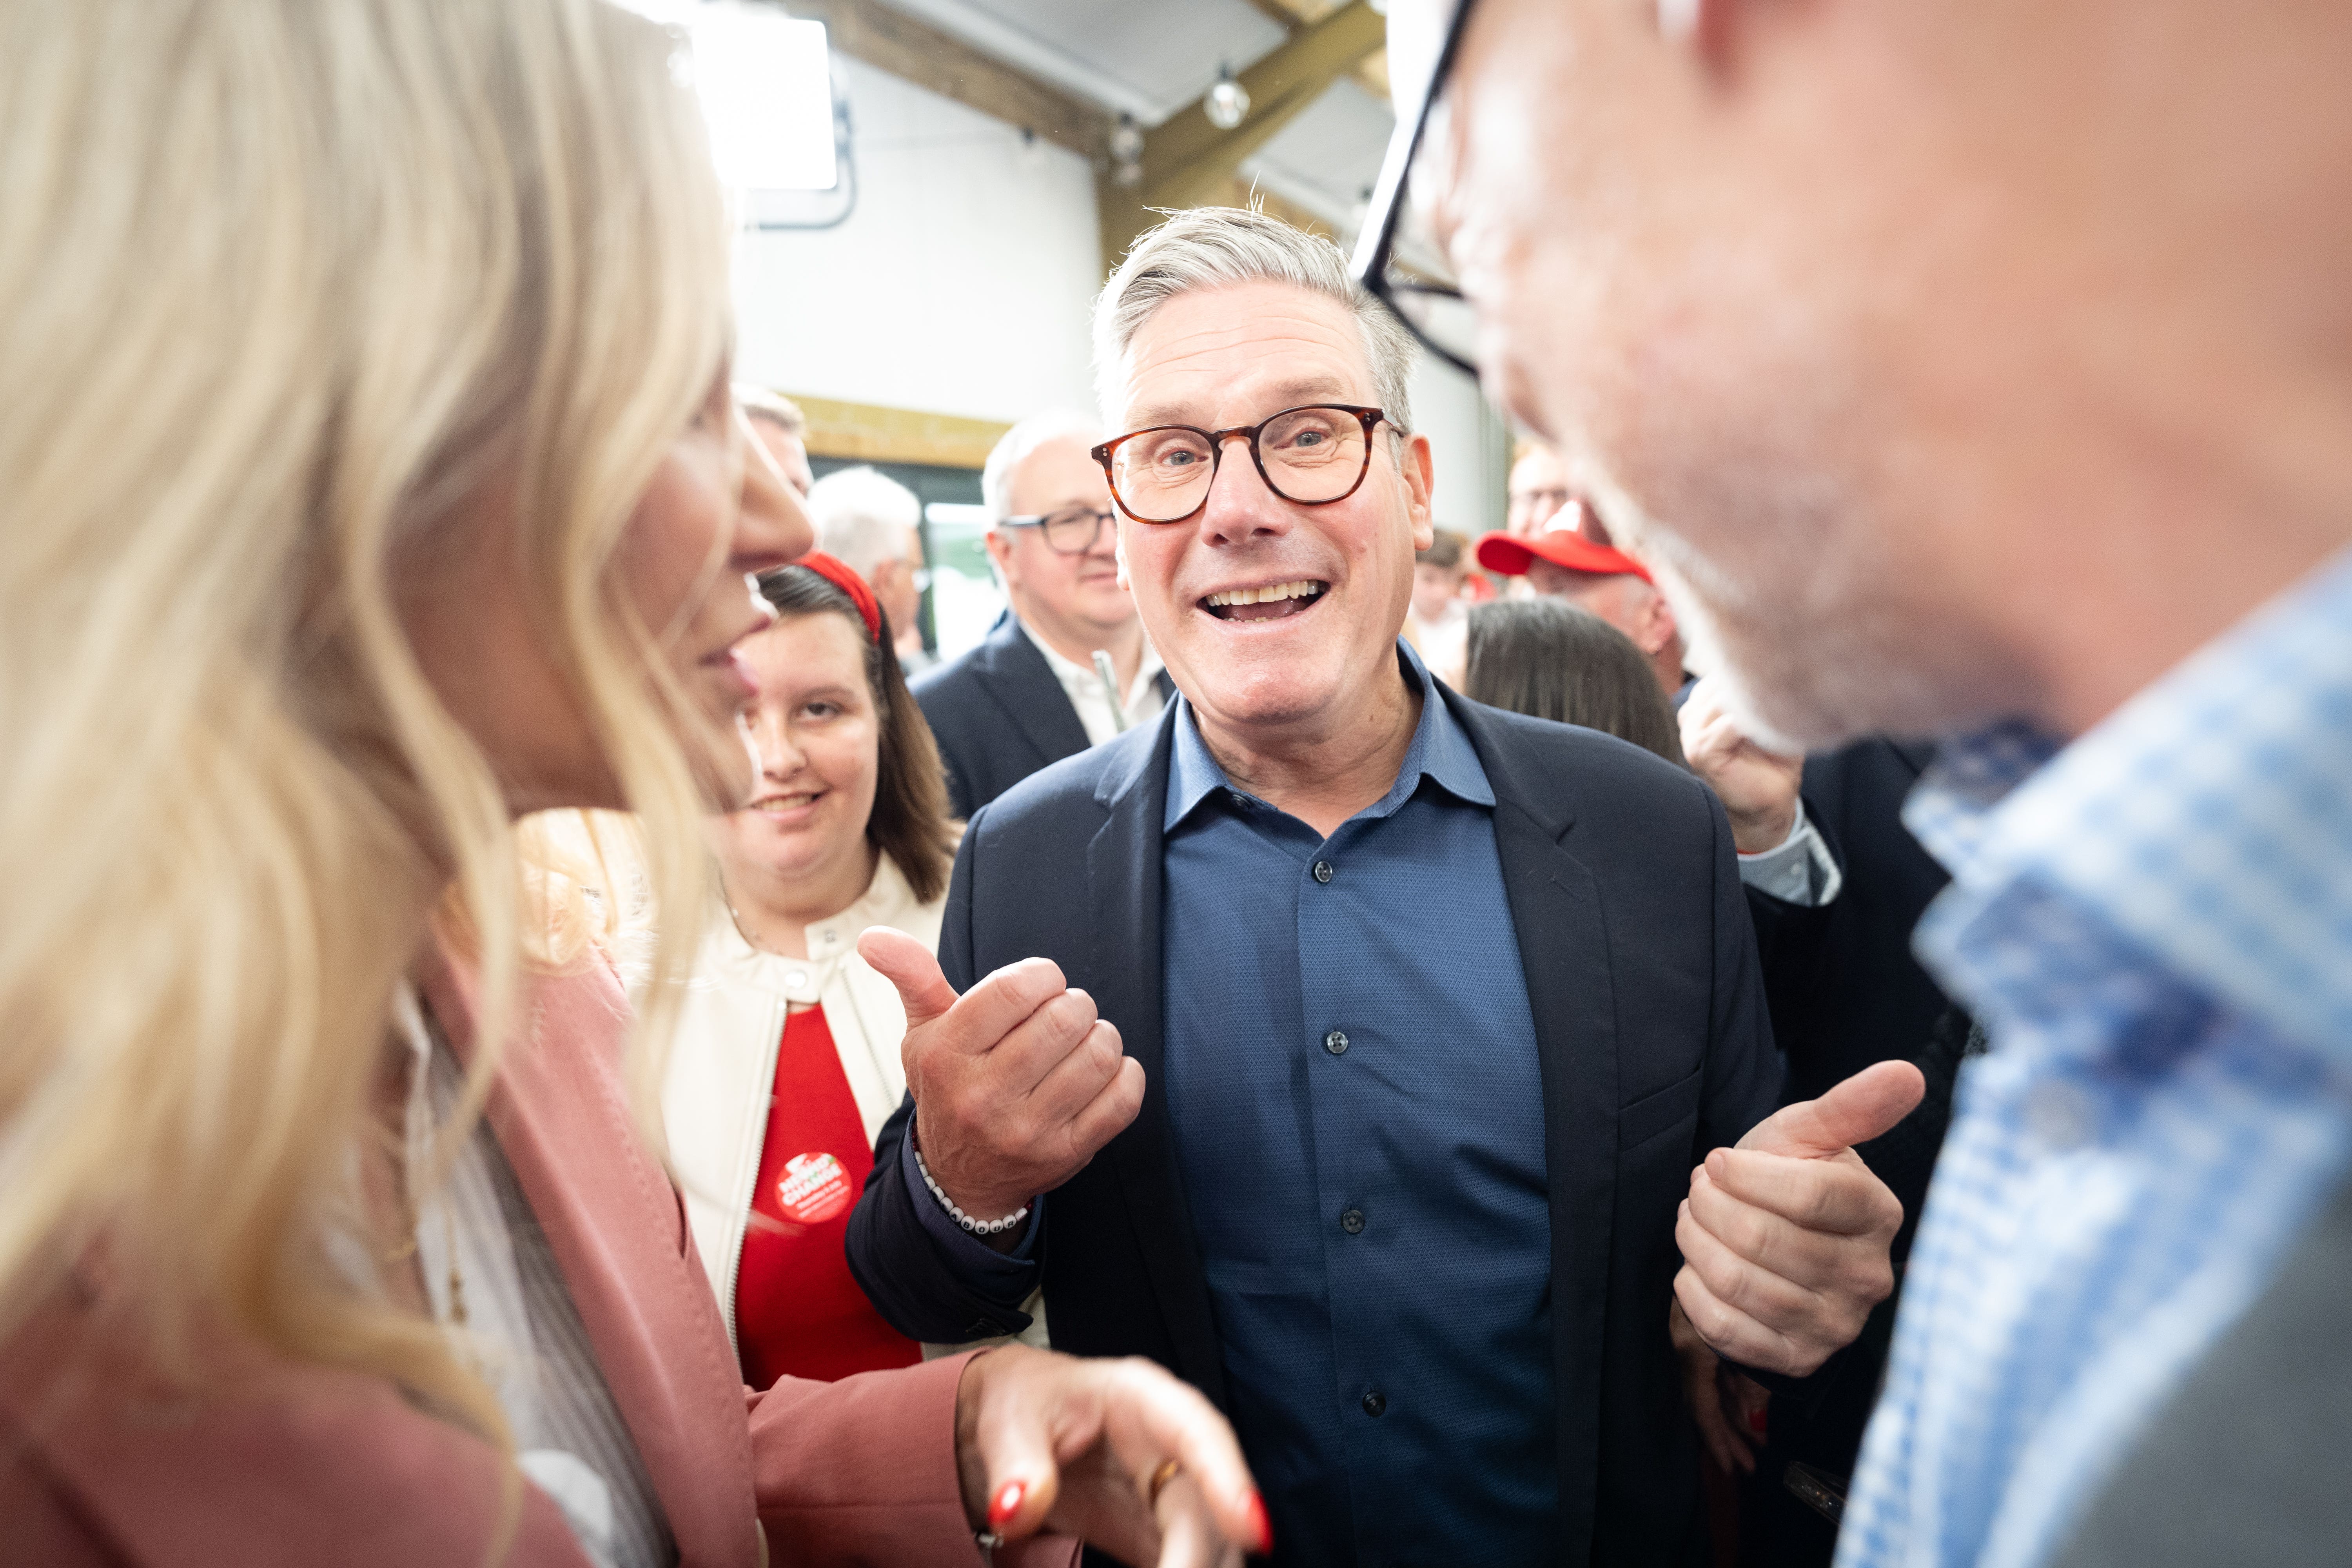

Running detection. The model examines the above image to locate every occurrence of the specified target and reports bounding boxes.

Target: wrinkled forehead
[1109,281,1377,431]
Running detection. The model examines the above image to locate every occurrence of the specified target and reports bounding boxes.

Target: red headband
[793,551,884,644]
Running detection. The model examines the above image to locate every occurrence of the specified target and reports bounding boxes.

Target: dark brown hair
[755,564,959,902]
[1464,597,1686,766]
[1417,528,1468,572]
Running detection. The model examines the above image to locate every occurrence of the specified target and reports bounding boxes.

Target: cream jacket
[663,851,1045,1358]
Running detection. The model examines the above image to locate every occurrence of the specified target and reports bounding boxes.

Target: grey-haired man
[850,208,1916,1566]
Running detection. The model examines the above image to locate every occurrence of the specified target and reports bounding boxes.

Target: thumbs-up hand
[859,928,1145,1238]
[1674,1059,1925,1375]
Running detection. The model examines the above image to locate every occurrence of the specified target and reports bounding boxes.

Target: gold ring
[1146,1458,1183,1507]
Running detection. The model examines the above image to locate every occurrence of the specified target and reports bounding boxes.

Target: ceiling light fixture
[1109,114,1145,165]
[1205,64,1250,131]
[1110,113,1145,187]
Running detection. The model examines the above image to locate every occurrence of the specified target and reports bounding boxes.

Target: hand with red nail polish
[955,1344,1264,1566]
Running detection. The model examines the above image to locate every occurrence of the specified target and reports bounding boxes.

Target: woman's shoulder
[0,1301,595,1568]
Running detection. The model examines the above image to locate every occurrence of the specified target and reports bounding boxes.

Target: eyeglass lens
[1108,407,1371,523]
[1039,508,1112,553]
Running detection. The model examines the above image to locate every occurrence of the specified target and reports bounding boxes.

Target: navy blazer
[911,608,1175,820]
[1752,739,1951,1106]
[847,688,1780,1568]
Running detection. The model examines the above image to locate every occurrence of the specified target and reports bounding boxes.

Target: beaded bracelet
[913,1144,1031,1236]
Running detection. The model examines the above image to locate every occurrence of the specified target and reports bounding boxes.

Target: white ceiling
[1241,74,1391,232]
[872,0,1291,126]
[860,0,1395,238]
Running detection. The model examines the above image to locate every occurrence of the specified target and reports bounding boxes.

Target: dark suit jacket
[1732,740,1960,1568]
[911,609,1174,820]
[1746,739,1951,1107]
[848,688,1782,1568]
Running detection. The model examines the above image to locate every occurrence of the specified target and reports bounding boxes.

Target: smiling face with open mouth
[1110,280,1435,746]
[712,609,881,902]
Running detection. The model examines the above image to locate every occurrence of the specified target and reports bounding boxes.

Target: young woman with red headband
[663,553,1025,1387]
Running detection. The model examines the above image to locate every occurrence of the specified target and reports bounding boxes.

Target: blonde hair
[0,0,730,1461]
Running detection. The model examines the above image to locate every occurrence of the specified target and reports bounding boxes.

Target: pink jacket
[0,952,1075,1568]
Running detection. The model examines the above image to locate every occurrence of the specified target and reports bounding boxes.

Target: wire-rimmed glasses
[998,505,1115,555]
[1091,404,1389,524]
[1349,0,1481,376]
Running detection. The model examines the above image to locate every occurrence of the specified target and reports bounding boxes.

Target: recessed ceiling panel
[1242,76,1393,230]
[871,0,1290,124]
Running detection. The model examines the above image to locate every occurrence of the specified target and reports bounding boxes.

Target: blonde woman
[0,5,1262,1568]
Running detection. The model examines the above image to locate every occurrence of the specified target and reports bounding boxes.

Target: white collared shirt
[1019,619,1167,747]
[392,984,669,1568]
[1735,798,1844,907]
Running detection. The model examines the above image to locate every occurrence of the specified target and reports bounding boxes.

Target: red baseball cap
[1475,527,1653,584]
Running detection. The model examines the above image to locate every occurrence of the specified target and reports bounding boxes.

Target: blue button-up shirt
[1838,548,2352,1568]
[1160,642,1553,1567]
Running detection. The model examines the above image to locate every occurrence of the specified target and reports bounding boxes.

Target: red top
[733,1005,922,1387]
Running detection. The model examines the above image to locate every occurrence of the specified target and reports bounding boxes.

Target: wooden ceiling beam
[1140,0,1383,195]
[782,0,1112,160]
[1097,0,1383,263]
[1231,0,1300,30]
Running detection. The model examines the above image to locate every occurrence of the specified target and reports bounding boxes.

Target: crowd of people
[4,2,2348,1568]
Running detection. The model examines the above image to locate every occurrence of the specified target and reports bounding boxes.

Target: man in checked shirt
[1368,0,2352,1565]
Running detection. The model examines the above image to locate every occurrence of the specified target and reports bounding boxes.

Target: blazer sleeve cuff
[746,1352,1080,1568]
[904,1132,1046,1280]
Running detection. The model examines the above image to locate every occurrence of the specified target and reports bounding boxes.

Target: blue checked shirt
[1837,548,2352,1568]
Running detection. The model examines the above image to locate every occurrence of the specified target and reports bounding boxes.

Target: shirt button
[1361,1390,1387,1417]
[1312,860,1334,884]
[1340,1207,1365,1235]
[785,970,808,988]
[1229,790,1248,808]
[1323,1029,1349,1056]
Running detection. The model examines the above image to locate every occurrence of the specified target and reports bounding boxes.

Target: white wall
[731,54,1103,423]
[1408,348,1509,541]
[731,51,1508,530]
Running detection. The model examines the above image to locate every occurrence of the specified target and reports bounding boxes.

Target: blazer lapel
[1449,694,1619,1568]
[976,613,1092,769]
[1085,710,1230,1408]
[417,947,762,1568]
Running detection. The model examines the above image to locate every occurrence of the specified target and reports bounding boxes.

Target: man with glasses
[1505,441,1574,539]
[1360,2,2352,1566]
[848,207,1915,1566]
[913,411,1172,820]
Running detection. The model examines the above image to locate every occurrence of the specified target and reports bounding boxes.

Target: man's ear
[1402,431,1437,552]
[1641,584,1681,657]
[982,527,1014,587]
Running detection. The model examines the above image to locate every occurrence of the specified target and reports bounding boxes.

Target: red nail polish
[1246,1492,1273,1554]
[989,1479,1027,1529]
[1748,1407,1769,1437]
